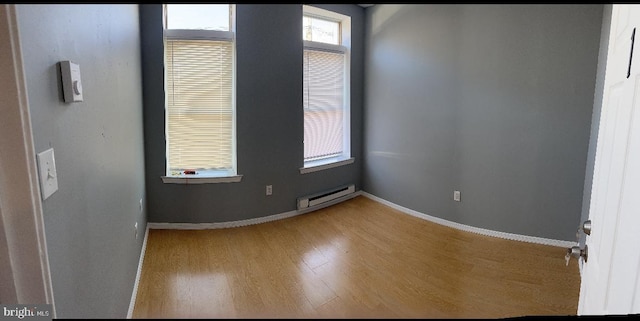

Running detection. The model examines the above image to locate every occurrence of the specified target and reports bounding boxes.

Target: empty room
[2,3,640,319]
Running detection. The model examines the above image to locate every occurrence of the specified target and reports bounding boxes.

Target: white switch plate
[266,185,272,196]
[37,148,59,200]
[453,190,461,202]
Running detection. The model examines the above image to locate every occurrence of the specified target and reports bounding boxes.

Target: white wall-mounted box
[60,60,83,102]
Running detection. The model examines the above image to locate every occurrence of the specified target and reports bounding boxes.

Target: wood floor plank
[133,196,580,318]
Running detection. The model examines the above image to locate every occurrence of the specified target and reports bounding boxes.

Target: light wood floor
[132,196,580,319]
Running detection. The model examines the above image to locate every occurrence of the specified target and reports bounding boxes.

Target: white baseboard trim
[147,192,362,230]
[143,190,572,256]
[360,192,576,248]
[127,226,149,319]
[147,210,299,230]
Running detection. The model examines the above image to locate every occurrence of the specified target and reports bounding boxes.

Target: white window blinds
[303,49,345,162]
[165,39,234,171]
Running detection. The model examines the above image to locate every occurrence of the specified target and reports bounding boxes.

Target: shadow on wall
[369,4,403,36]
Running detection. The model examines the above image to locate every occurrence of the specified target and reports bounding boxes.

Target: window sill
[300,157,354,174]
[161,175,243,184]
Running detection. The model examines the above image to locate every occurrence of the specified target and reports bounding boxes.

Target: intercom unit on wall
[59,60,83,103]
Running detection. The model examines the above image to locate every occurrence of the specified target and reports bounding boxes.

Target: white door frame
[0,4,55,315]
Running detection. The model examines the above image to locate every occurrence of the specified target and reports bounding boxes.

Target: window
[162,4,240,183]
[301,6,353,173]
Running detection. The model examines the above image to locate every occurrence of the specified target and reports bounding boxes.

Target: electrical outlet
[134,222,138,239]
[453,190,461,202]
[139,198,143,212]
[266,185,273,196]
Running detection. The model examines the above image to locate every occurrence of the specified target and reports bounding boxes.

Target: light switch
[37,148,59,200]
[60,61,83,102]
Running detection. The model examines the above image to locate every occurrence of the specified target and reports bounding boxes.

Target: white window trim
[162,5,240,184]
[302,5,352,172]
[164,29,234,41]
[300,157,354,174]
[303,40,346,53]
[161,175,243,184]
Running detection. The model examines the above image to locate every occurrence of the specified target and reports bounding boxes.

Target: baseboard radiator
[297,184,356,211]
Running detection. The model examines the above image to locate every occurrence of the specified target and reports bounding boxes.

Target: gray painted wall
[364,4,604,241]
[364,5,459,220]
[140,4,364,223]
[16,5,147,318]
[579,5,612,246]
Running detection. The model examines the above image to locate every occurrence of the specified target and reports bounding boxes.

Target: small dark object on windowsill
[183,170,197,175]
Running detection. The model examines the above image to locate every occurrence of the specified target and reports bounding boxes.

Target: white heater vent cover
[297,184,355,210]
